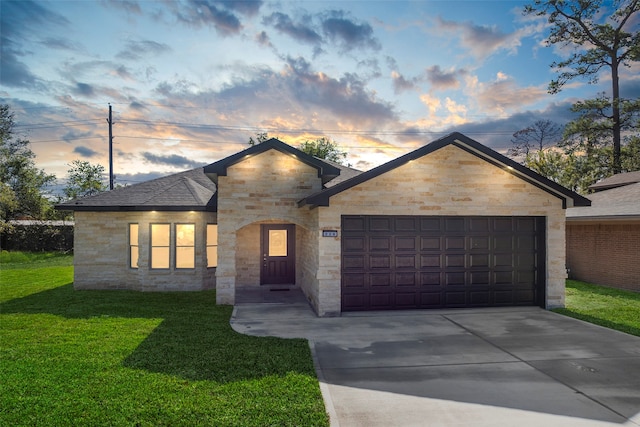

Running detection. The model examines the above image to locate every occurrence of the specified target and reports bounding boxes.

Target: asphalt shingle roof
[589,171,640,191]
[567,182,640,220]
[56,167,216,211]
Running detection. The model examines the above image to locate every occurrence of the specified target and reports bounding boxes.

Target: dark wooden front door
[261,224,295,285]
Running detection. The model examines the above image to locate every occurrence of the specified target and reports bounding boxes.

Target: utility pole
[107,104,114,190]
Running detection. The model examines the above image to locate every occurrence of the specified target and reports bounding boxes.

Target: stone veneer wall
[566,221,640,292]
[312,144,567,316]
[215,149,322,305]
[73,210,216,291]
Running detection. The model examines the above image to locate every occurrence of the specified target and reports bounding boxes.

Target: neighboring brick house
[566,172,640,292]
[57,133,590,316]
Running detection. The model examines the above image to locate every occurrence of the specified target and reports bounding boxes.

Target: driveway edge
[309,340,340,427]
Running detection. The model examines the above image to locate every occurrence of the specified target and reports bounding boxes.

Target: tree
[63,160,108,200]
[524,0,640,174]
[298,137,348,165]
[508,120,564,157]
[0,104,56,220]
[248,132,350,165]
[248,132,270,146]
[524,149,605,194]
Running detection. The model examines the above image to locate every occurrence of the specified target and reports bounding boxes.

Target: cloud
[321,10,381,52]
[262,12,323,46]
[0,1,69,88]
[73,83,96,97]
[469,72,547,115]
[435,17,522,60]
[263,10,380,55]
[116,39,172,61]
[174,0,254,35]
[142,152,204,169]
[426,65,466,90]
[39,37,82,51]
[391,71,418,93]
[101,0,142,15]
[73,146,100,158]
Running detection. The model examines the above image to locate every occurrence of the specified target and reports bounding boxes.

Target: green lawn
[554,279,640,337]
[0,252,329,426]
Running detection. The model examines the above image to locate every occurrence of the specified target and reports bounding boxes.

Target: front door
[260,224,295,285]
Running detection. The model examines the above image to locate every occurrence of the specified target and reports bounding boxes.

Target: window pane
[207,245,218,268]
[129,224,138,245]
[151,247,170,269]
[130,246,139,268]
[269,229,287,256]
[176,246,195,268]
[151,224,170,246]
[176,224,194,246]
[207,224,218,244]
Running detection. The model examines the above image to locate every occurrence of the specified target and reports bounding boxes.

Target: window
[206,224,218,268]
[151,224,170,269]
[129,224,139,269]
[176,224,195,269]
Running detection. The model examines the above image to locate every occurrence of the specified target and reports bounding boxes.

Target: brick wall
[74,211,217,291]
[566,222,640,291]
[312,144,567,315]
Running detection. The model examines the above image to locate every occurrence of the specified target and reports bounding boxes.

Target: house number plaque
[322,230,338,237]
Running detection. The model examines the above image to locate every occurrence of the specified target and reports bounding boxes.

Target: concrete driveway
[231,292,640,427]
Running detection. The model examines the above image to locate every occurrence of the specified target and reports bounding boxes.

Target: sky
[1,0,639,187]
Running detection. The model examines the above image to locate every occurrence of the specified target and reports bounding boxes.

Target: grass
[0,252,329,426]
[554,279,640,337]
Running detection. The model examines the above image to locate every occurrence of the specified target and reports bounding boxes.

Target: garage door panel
[341,215,545,311]
[396,254,416,269]
[343,273,365,288]
[370,217,392,231]
[343,217,365,232]
[445,254,465,267]
[343,255,365,269]
[420,272,441,286]
[421,217,441,231]
[396,272,417,286]
[445,236,465,250]
[421,254,441,268]
[371,237,391,251]
[445,272,465,285]
[395,217,418,232]
[421,237,441,250]
[469,271,490,285]
[370,293,392,308]
[370,273,391,287]
[395,236,417,251]
[370,255,391,268]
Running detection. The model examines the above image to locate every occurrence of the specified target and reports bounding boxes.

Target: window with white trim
[129,223,139,269]
[206,224,218,268]
[175,224,195,269]
[150,224,170,269]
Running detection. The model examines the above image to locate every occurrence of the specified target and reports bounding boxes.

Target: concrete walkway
[231,290,640,427]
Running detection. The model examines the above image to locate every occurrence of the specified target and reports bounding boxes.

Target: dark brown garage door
[341,216,545,311]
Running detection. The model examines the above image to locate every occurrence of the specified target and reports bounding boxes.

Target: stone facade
[312,144,567,315]
[73,211,216,291]
[566,221,640,292]
[215,149,322,305]
[68,136,580,317]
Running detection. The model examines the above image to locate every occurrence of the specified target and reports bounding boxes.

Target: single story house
[566,172,640,292]
[57,132,590,316]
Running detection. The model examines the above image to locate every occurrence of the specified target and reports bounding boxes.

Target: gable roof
[56,167,217,211]
[203,138,341,185]
[567,181,640,221]
[298,132,591,209]
[588,170,640,192]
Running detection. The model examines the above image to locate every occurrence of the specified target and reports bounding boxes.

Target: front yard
[554,279,640,337]
[0,253,329,426]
